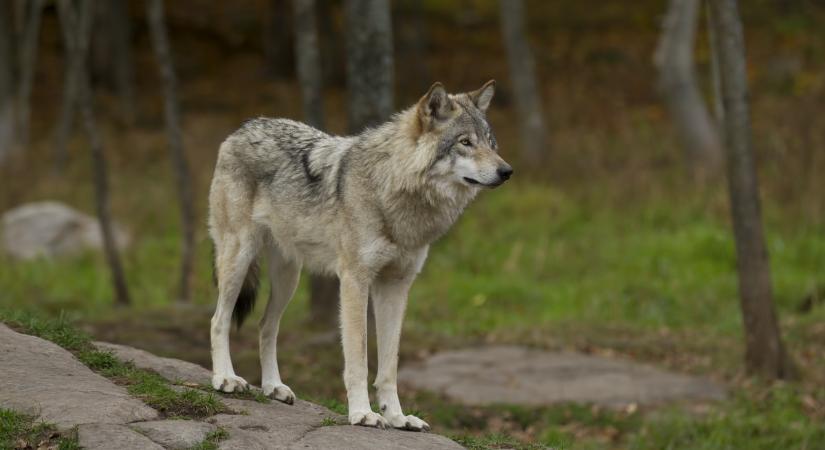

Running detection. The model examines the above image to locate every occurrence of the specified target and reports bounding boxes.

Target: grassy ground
[0,408,79,450]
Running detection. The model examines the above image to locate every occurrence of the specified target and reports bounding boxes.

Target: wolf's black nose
[497,165,513,181]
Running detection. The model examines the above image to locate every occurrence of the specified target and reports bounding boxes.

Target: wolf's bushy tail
[212,243,260,329]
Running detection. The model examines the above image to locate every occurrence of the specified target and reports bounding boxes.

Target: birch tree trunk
[655,0,723,178]
[147,0,196,304]
[344,0,394,132]
[16,0,44,149]
[709,0,795,379]
[60,0,131,306]
[0,2,15,162]
[499,0,546,165]
[293,0,338,324]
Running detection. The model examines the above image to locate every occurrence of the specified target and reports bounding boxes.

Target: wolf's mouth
[463,177,503,188]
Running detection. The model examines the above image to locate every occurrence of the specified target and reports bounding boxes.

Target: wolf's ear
[469,79,495,112]
[418,82,453,126]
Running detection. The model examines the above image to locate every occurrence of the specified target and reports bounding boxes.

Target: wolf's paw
[212,374,249,393]
[349,410,388,429]
[383,414,431,432]
[263,383,295,405]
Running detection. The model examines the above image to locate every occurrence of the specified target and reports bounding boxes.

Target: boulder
[2,201,129,260]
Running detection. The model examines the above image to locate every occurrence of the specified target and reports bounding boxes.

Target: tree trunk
[499,0,546,165]
[293,0,339,324]
[293,0,324,130]
[61,0,131,306]
[709,0,795,379]
[318,0,344,87]
[147,0,196,304]
[94,0,136,124]
[655,0,723,178]
[344,0,394,133]
[54,0,90,171]
[16,0,44,149]
[0,1,15,163]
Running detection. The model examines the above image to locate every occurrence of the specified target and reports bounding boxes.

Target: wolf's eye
[460,138,472,147]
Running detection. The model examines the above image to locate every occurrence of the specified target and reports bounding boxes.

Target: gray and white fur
[208,80,512,430]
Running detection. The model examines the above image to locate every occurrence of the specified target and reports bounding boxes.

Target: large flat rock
[400,345,726,407]
[131,419,216,448]
[78,423,164,450]
[290,426,465,450]
[0,323,158,429]
[95,340,213,386]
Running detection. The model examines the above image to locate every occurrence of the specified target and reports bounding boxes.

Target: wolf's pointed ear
[418,82,453,127]
[469,79,495,112]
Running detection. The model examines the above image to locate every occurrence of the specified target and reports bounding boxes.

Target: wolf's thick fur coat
[208,81,511,430]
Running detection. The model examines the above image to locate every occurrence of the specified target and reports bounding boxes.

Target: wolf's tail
[212,243,260,329]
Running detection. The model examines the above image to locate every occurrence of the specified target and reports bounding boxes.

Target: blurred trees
[345,0,394,131]
[58,0,131,306]
[655,0,723,178]
[147,0,196,304]
[16,0,44,149]
[499,0,546,165]
[92,0,136,124]
[293,0,338,324]
[709,0,794,379]
[0,2,14,162]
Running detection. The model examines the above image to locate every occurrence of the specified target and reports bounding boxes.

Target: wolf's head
[416,81,513,189]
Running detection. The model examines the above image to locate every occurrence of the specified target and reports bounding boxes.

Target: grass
[187,428,230,450]
[0,408,79,450]
[0,310,229,420]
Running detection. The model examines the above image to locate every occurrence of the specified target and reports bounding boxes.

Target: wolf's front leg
[339,271,387,428]
[372,275,430,432]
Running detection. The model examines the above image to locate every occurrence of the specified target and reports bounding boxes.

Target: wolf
[208,80,512,431]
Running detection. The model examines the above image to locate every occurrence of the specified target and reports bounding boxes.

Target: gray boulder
[2,201,129,260]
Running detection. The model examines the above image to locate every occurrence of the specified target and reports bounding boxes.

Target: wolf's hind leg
[259,244,301,404]
[372,275,430,432]
[211,232,260,393]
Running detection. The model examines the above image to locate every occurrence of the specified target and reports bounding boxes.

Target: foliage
[0,408,79,450]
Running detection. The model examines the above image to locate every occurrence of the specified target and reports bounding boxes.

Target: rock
[1,201,129,260]
[0,323,158,429]
[289,426,466,450]
[131,419,216,449]
[214,398,339,448]
[78,423,165,450]
[399,345,727,408]
[95,341,213,386]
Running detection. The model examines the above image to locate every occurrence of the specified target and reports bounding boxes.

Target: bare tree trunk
[60,0,131,306]
[709,0,795,379]
[147,0,196,304]
[0,1,15,162]
[344,0,394,132]
[93,0,136,124]
[54,0,89,171]
[706,1,724,125]
[16,0,44,149]
[293,0,339,324]
[655,0,723,178]
[499,0,546,165]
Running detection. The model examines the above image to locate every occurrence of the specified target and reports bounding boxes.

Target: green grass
[0,408,79,450]
[0,311,229,419]
[187,428,230,450]
[2,182,824,449]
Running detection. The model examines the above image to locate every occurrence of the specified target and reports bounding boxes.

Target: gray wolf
[208,80,512,430]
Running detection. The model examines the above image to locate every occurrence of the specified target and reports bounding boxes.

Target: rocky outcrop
[399,345,727,408]
[0,323,463,449]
